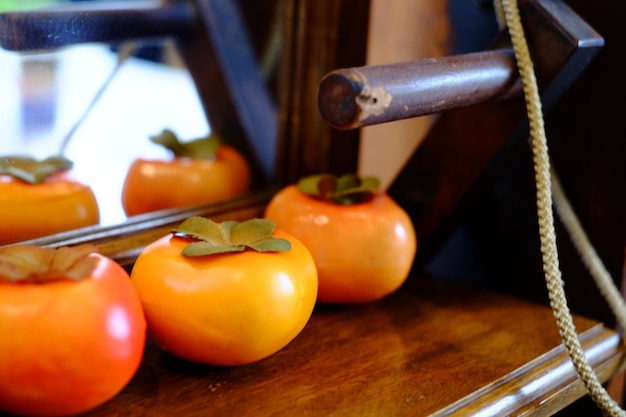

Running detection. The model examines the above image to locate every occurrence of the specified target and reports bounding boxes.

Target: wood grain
[58,276,625,417]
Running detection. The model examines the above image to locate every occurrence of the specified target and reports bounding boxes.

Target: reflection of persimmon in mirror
[0,156,100,245]
[121,129,252,217]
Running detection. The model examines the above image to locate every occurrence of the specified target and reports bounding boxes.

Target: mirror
[1,40,210,227]
[0,0,288,245]
[0,0,369,260]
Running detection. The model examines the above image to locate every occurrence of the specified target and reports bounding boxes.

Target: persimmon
[121,129,251,216]
[0,156,100,245]
[130,217,318,366]
[264,174,417,304]
[0,244,146,417]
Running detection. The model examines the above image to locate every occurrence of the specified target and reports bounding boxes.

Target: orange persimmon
[0,157,99,245]
[130,217,318,366]
[264,174,417,304]
[121,129,251,216]
[0,244,146,417]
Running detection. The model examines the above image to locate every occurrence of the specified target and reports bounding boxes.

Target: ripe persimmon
[121,129,251,216]
[0,244,146,416]
[130,217,318,366]
[0,156,99,245]
[265,174,417,304]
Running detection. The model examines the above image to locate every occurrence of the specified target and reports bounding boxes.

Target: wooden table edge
[430,323,626,416]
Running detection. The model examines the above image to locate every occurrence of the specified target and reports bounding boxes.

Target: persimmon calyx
[0,244,99,283]
[0,155,73,184]
[297,173,381,205]
[172,217,291,256]
[150,129,221,160]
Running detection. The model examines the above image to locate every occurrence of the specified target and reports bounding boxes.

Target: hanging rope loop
[495,0,626,415]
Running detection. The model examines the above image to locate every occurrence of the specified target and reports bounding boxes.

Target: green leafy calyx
[297,173,381,205]
[150,129,221,160]
[0,155,73,184]
[0,244,98,284]
[171,217,291,256]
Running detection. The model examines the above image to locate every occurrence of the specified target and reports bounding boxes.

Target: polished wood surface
[16,190,625,415]
[37,276,620,417]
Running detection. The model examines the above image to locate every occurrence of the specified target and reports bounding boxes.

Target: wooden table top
[12,275,625,417]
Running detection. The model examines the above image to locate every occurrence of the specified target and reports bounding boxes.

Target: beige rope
[496,0,626,415]
[551,169,626,333]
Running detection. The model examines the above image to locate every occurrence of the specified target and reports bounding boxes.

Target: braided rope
[551,169,626,333]
[497,0,626,414]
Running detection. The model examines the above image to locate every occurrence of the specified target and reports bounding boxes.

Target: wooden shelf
[72,275,625,416]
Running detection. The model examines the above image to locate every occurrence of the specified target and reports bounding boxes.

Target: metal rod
[317,49,521,130]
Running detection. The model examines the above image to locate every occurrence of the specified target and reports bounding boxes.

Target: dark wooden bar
[316,0,603,134]
[317,49,519,130]
[0,1,195,51]
[278,0,368,182]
